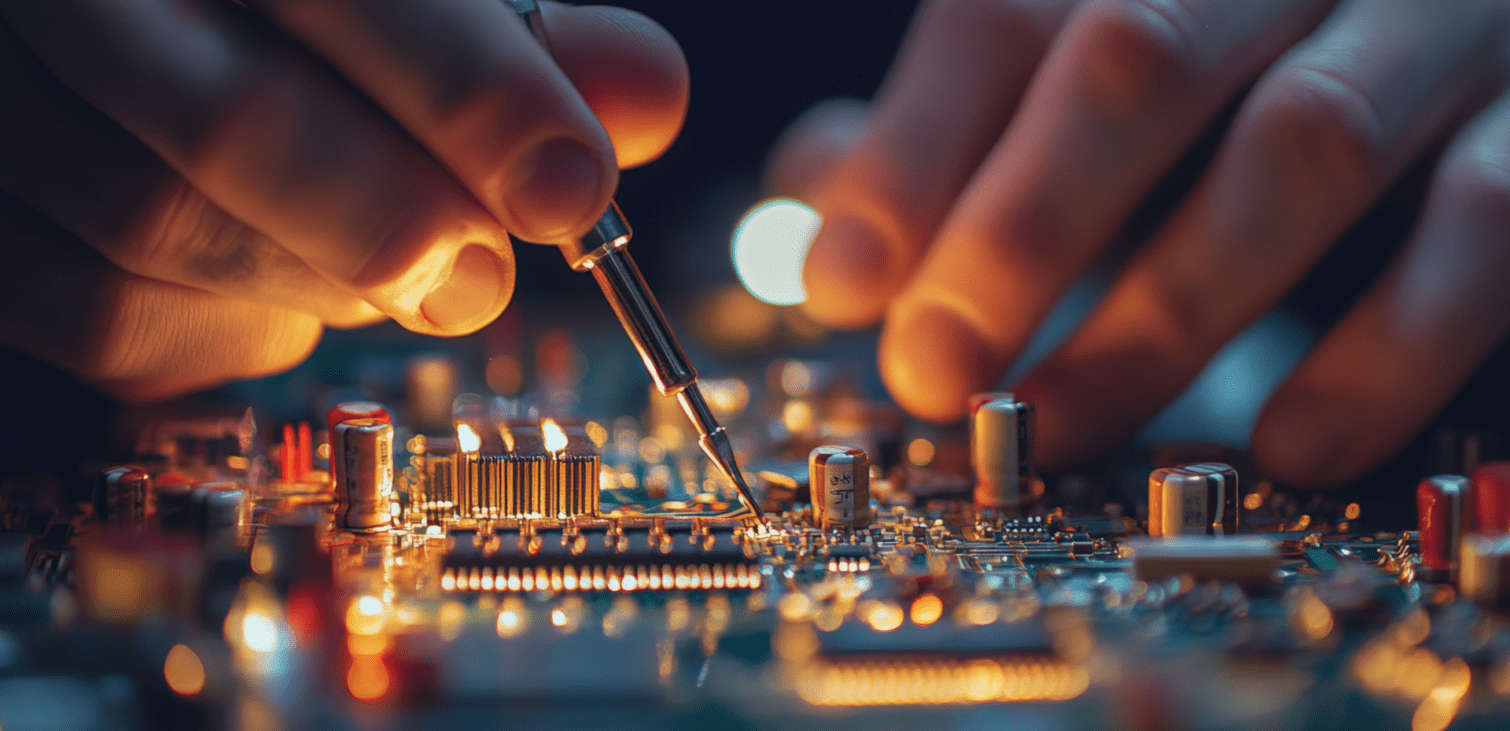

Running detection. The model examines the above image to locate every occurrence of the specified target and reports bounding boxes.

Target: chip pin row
[441,562,762,593]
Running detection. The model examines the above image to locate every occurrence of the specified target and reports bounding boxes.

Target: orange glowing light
[911,594,944,626]
[164,644,206,696]
[867,603,904,633]
[249,542,275,575]
[347,656,390,701]
[542,419,568,453]
[456,424,482,453]
[345,596,384,636]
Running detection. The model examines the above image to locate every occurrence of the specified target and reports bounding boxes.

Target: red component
[326,402,391,434]
[1473,462,1510,533]
[297,422,313,480]
[282,423,297,481]
[1418,475,1472,573]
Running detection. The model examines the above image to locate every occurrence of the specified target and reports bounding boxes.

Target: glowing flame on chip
[456,424,481,453]
[732,198,820,306]
[542,419,568,453]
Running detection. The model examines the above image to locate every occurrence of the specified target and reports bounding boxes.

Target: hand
[0,0,687,400]
[767,0,1510,485]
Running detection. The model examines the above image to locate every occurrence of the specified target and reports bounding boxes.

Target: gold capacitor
[809,446,870,528]
[336,418,394,532]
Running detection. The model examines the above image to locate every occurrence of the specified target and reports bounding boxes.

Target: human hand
[0,0,687,400]
[767,0,1510,485]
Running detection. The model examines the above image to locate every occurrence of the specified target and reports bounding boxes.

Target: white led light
[731,199,821,306]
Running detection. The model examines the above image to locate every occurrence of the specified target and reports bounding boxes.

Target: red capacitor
[297,422,313,480]
[327,402,391,432]
[1473,462,1510,533]
[282,423,297,482]
[1418,474,1472,573]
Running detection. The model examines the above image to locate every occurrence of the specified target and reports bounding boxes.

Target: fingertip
[418,244,514,336]
[1251,388,1356,487]
[764,97,870,200]
[879,301,1001,424]
[800,216,894,329]
[542,2,689,168]
[504,136,616,243]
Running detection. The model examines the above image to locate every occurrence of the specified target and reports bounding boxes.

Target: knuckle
[126,182,260,286]
[1257,64,1389,187]
[132,180,262,285]
[1079,0,1204,108]
[929,0,1060,48]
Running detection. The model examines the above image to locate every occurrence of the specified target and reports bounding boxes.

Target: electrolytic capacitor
[192,482,246,545]
[809,446,870,529]
[1473,462,1510,533]
[336,418,395,532]
[1148,463,1240,537]
[1461,533,1510,610]
[155,473,196,533]
[327,401,391,493]
[1418,474,1472,575]
[969,394,1034,508]
[95,467,149,527]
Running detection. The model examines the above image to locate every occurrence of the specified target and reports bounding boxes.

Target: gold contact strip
[796,658,1089,706]
[440,563,761,592]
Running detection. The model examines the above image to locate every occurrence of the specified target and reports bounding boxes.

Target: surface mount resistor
[1418,474,1471,575]
[336,418,395,533]
[969,394,1034,508]
[1148,463,1240,537]
[809,446,870,529]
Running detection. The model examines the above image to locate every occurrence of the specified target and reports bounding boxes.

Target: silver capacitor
[969,394,1034,508]
[1148,463,1240,537]
[809,446,870,529]
[336,418,395,532]
[95,466,149,527]
[1461,534,1510,611]
[192,482,247,545]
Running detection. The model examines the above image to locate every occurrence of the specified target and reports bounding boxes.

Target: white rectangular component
[1127,535,1277,589]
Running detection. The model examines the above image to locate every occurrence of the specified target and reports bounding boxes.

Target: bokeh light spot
[732,199,821,306]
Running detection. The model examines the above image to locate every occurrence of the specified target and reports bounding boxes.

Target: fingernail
[802,216,893,326]
[506,137,607,241]
[880,302,1000,423]
[421,245,508,332]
